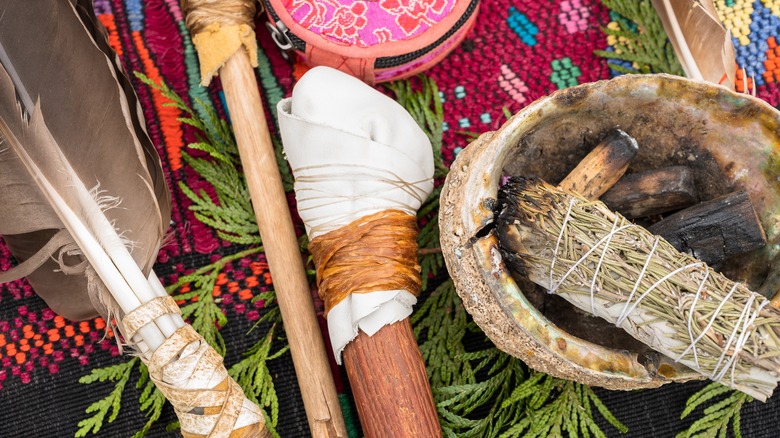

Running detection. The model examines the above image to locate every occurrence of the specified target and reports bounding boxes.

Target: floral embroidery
[284,0,457,47]
[380,0,449,35]
[288,0,328,29]
[373,27,394,44]
[321,2,368,44]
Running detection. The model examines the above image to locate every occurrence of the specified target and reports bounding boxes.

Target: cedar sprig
[131,364,167,438]
[76,76,283,436]
[500,376,628,438]
[163,248,266,355]
[229,323,289,438]
[594,0,684,76]
[385,77,447,288]
[435,349,527,437]
[677,383,752,438]
[136,72,262,245]
[75,358,139,437]
[411,280,475,389]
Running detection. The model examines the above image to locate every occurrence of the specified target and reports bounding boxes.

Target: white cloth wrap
[278,66,434,363]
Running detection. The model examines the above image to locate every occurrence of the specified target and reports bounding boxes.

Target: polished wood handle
[221,49,347,438]
[343,319,442,437]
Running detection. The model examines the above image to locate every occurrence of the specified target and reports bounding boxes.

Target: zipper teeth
[264,0,479,67]
[375,0,479,68]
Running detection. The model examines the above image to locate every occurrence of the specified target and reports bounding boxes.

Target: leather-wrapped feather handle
[0,1,269,435]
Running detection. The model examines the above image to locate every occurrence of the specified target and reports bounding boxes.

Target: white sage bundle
[497,178,780,400]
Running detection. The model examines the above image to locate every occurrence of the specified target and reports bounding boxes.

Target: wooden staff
[181,2,346,436]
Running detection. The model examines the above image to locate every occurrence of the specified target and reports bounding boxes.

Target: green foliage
[136,72,264,245]
[131,365,167,438]
[229,323,289,437]
[412,280,474,389]
[77,76,285,437]
[75,358,139,437]
[677,383,751,438]
[500,377,627,438]
[166,247,265,355]
[595,0,685,76]
[412,280,623,437]
[385,77,447,288]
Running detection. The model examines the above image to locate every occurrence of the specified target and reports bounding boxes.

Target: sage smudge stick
[497,177,780,400]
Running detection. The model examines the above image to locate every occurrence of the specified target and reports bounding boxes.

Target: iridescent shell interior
[439,74,780,390]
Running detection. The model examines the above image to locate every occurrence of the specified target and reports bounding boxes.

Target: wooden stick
[647,190,767,265]
[343,319,441,438]
[558,129,638,199]
[221,50,347,438]
[600,166,698,218]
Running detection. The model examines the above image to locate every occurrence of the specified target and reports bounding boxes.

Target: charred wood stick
[647,190,767,266]
[601,166,698,218]
[558,129,638,199]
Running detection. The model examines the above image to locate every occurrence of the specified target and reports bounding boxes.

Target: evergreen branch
[385,77,448,178]
[385,77,448,285]
[167,246,265,355]
[75,358,139,437]
[499,377,627,438]
[137,73,261,244]
[435,349,527,437]
[131,364,167,438]
[412,280,474,389]
[228,323,290,437]
[677,383,751,438]
[596,0,684,76]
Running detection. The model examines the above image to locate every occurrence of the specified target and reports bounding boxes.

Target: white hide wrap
[278,66,434,363]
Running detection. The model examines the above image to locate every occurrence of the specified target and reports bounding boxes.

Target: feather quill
[652,0,737,90]
[0,3,269,434]
[0,0,170,323]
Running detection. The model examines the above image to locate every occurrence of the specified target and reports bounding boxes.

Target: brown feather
[652,0,737,89]
[0,0,171,321]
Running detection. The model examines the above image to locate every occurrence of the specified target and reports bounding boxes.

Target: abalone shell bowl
[439,74,780,390]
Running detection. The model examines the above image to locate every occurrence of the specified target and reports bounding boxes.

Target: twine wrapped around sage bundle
[497,177,780,400]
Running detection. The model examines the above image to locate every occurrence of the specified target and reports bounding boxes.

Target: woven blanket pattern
[1,0,780,436]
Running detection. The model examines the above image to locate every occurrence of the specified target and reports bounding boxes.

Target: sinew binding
[278,66,441,436]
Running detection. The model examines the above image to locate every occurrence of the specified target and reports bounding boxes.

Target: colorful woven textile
[1,0,780,436]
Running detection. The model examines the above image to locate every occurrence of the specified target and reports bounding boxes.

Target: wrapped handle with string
[279,66,442,437]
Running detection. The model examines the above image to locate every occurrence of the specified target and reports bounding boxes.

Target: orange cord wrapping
[309,210,422,316]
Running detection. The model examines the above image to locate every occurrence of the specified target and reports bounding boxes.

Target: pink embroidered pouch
[263,0,479,84]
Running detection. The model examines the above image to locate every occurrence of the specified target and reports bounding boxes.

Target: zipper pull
[265,20,294,59]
